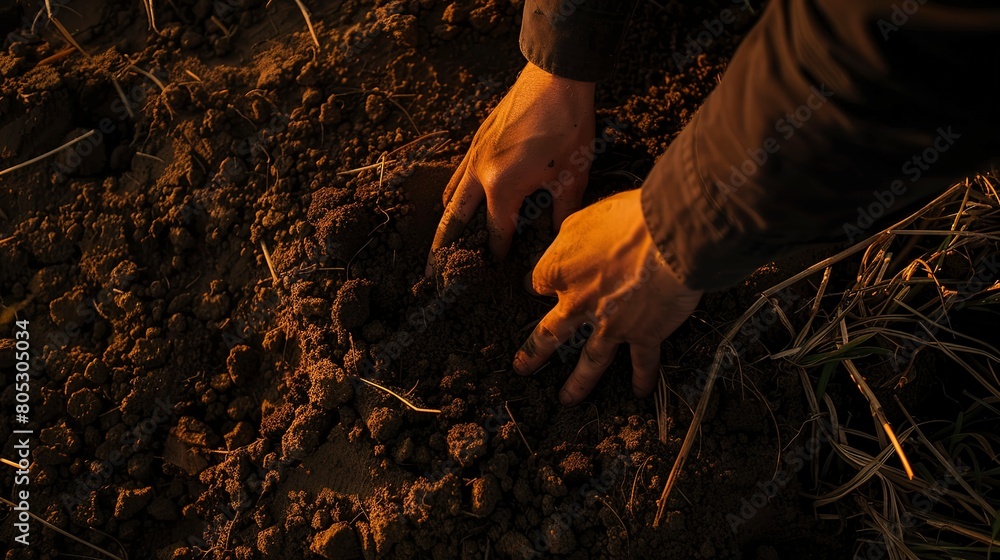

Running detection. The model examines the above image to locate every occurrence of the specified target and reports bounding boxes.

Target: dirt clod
[558,451,593,485]
[497,531,535,560]
[366,406,402,442]
[470,474,501,517]
[540,514,577,555]
[66,389,102,425]
[447,422,487,467]
[172,416,216,448]
[114,485,154,520]
[227,344,259,386]
[282,405,329,459]
[307,359,353,410]
[310,522,360,559]
[332,278,374,343]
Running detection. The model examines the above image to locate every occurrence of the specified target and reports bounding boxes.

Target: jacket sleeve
[519,0,639,82]
[642,0,1000,291]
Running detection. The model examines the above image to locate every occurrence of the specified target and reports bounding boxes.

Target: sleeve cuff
[519,1,635,82]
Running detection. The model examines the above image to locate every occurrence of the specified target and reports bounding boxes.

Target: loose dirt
[1,1,854,558]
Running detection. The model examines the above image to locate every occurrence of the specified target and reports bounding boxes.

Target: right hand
[514,189,704,406]
[426,62,597,276]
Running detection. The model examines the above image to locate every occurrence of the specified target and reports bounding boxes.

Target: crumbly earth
[0,1,856,558]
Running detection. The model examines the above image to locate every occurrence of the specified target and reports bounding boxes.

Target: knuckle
[582,343,608,367]
[535,322,559,344]
[562,211,581,227]
[477,160,507,188]
[530,274,548,295]
[566,377,588,394]
[519,334,541,358]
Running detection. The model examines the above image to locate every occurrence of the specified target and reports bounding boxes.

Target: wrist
[522,61,597,98]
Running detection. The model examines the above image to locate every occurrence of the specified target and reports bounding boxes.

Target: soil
[0,1,857,558]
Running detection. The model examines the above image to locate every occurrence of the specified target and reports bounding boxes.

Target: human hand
[513,189,704,406]
[426,62,596,276]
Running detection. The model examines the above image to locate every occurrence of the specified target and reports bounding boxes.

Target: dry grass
[784,176,1000,558]
[656,174,1000,558]
[654,367,669,444]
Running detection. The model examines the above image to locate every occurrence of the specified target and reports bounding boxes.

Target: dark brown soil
[1,1,855,558]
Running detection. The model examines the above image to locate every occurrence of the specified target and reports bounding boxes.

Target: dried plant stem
[504,401,533,454]
[1,457,25,469]
[0,130,96,178]
[0,496,124,560]
[292,0,321,48]
[126,61,166,91]
[840,356,914,480]
[357,377,441,414]
[260,241,279,284]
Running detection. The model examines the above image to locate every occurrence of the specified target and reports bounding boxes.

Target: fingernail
[559,389,574,406]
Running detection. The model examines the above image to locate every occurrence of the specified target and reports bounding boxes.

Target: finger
[513,303,584,376]
[629,343,661,399]
[560,335,620,406]
[550,176,586,232]
[425,174,484,277]
[485,189,526,260]
[528,239,567,297]
[442,153,471,206]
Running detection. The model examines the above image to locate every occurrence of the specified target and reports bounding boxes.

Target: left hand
[513,189,704,406]
[425,62,596,276]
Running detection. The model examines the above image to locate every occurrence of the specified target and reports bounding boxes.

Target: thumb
[426,173,485,276]
[528,245,562,298]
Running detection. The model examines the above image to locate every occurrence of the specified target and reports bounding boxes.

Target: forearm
[642,0,1000,291]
